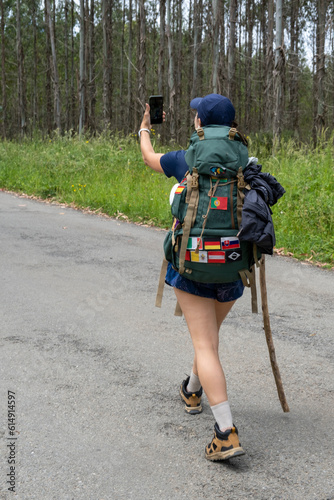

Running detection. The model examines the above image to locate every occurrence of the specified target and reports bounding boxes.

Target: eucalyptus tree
[102,0,113,128]
[138,0,146,113]
[211,0,220,94]
[0,0,7,137]
[314,0,329,136]
[273,0,285,144]
[79,0,85,135]
[191,0,202,100]
[166,0,175,140]
[158,0,166,95]
[227,0,237,102]
[46,0,61,131]
[16,0,26,136]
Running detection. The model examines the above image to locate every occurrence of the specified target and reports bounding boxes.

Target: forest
[0,0,333,146]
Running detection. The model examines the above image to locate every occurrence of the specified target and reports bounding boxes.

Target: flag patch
[226,250,242,262]
[221,237,240,249]
[208,251,226,263]
[175,185,185,194]
[172,218,180,230]
[187,237,203,250]
[190,251,208,263]
[211,197,228,210]
[210,166,227,178]
[204,239,221,250]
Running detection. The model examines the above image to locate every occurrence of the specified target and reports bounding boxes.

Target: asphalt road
[0,190,333,500]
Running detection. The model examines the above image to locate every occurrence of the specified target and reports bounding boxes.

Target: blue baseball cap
[190,94,235,126]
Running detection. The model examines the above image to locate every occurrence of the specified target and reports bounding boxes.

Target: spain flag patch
[175,185,185,194]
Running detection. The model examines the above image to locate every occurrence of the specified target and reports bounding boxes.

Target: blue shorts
[165,263,244,303]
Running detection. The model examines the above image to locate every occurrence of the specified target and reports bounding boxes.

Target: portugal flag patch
[211,197,228,210]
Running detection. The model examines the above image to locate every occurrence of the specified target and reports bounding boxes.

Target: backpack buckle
[237,168,246,189]
[196,128,205,140]
[229,127,237,140]
[191,168,199,189]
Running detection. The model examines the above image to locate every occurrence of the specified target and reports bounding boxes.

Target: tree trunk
[175,0,183,142]
[237,0,242,120]
[264,0,274,132]
[88,0,96,133]
[118,0,126,130]
[127,0,133,132]
[166,0,175,140]
[70,0,75,131]
[138,0,146,122]
[16,0,26,137]
[227,0,237,102]
[44,0,52,134]
[314,0,328,137]
[0,0,7,138]
[245,0,254,130]
[79,0,85,135]
[273,0,285,146]
[31,0,38,132]
[46,0,61,131]
[187,0,193,129]
[212,0,220,93]
[219,0,226,95]
[289,0,300,134]
[158,0,166,95]
[64,0,70,131]
[84,0,89,129]
[102,0,113,129]
[191,0,202,99]
[259,0,267,130]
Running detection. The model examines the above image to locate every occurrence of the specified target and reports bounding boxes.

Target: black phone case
[149,96,163,124]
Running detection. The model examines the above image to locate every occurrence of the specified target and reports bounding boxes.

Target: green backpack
[163,125,260,285]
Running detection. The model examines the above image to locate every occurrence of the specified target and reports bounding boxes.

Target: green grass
[0,133,176,227]
[0,132,333,267]
[249,135,334,267]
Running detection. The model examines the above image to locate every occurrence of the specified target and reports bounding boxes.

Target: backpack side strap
[155,258,169,308]
[155,258,183,317]
[239,267,258,314]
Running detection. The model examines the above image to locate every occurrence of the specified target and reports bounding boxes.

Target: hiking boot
[180,376,203,414]
[205,423,245,461]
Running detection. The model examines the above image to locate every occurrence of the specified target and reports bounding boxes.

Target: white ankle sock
[211,401,233,431]
[186,370,201,393]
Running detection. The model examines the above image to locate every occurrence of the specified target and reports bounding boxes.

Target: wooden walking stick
[259,255,290,412]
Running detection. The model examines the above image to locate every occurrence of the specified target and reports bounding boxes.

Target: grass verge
[0,133,333,268]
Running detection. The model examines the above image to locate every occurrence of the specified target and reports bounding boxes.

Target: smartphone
[149,95,163,124]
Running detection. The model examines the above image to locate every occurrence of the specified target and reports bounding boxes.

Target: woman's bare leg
[191,298,235,378]
[174,288,235,406]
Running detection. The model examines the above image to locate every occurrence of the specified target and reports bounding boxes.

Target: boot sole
[184,404,202,414]
[180,387,202,414]
[205,447,245,461]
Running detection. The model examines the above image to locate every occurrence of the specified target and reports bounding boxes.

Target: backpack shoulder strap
[178,168,199,275]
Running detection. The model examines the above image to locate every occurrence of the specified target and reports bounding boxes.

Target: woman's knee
[193,340,219,357]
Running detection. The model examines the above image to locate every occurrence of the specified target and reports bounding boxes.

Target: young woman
[139,94,245,461]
